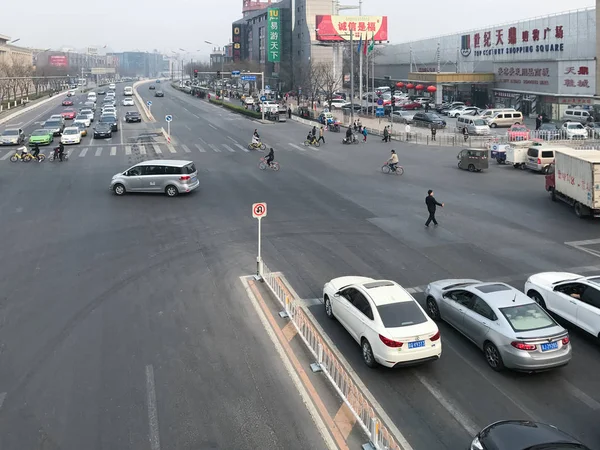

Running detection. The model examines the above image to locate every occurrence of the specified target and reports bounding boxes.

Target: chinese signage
[558,60,595,95]
[315,15,388,42]
[48,55,68,67]
[418,68,437,73]
[232,24,243,62]
[87,47,98,56]
[267,8,281,63]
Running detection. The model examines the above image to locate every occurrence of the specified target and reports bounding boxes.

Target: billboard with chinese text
[48,55,68,67]
[232,24,244,62]
[315,15,388,42]
[267,8,281,62]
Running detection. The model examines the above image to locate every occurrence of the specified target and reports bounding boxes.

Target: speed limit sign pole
[252,202,267,278]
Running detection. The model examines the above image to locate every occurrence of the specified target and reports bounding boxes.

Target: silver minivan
[110,159,199,197]
[561,108,592,124]
[456,115,490,135]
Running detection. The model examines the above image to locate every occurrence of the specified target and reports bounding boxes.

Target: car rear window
[541,151,554,158]
[183,163,196,174]
[527,148,539,157]
[164,166,183,175]
[499,303,555,332]
[376,301,427,328]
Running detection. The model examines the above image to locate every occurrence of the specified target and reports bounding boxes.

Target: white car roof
[360,280,416,306]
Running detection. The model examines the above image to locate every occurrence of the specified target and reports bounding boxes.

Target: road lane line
[241,277,341,450]
[198,137,207,145]
[125,145,132,155]
[140,145,147,155]
[95,147,102,156]
[184,124,191,131]
[167,143,177,153]
[0,392,5,410]
[222,144,235,152]
[110,146,117,156]
[181,144,191,153]
[282,322,298,342]
[152,144,162,154]
[226,136,238,143]
[194,143,206,152]
[412,372,479,437]
[561,379,600,410]
[0,151,12,161]
[145,365,161,450]
[209,144,221,153]
[406,288,417,294]
[209,124,217,130]
[413,287,423,293]
[333,404,357,441]
[192,113,200,119]
[288,143,306,152]
[79,148,88,157]
[234,144,249,152]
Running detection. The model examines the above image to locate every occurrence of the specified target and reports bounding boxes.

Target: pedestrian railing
[260,262,405,450]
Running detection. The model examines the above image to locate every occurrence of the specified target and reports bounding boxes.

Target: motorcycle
[342,134,359,145]
[49,146,69,162]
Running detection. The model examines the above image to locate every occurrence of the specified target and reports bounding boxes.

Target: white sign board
[252,202,267,219]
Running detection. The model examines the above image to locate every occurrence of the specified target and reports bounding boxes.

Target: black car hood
[479,420,587,450]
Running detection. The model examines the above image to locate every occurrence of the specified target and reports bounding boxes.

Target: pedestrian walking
[535,115,542,130]
[425,189,444,227]
[424,103,429,112]
[288,107,292,119]
[463,127,469,142]
[431,126,436,141]
[362,127,368,142]
[318,126,325,144]
[382,126,389,142]
[312,125,317,138]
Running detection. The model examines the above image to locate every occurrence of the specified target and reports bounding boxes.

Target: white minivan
[456,115,490,135]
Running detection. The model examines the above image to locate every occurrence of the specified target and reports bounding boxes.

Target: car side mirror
[333,292,340,298]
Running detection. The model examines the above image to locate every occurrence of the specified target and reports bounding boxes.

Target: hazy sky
[1,0,595,59]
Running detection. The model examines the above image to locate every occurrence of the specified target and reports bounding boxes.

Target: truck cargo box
[554,149,600,210]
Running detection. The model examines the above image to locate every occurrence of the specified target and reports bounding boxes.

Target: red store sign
[496,66,551,86]
[475,26,563,48]
[563,65,591,89]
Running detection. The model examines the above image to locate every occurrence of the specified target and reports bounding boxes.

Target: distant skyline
[1,0,596,61]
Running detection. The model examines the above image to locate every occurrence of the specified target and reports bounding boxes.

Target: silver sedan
[425,279,571,372]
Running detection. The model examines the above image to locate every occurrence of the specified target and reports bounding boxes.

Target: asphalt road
[2,80,600,450]
[139,83,600,449]
[0,83,328,450]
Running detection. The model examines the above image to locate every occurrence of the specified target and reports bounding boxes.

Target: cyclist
[16,145,28,159]
[265,147,275,167]
[54,142,65,161]
[306,129,318,145]
[252,129,261,147]
[388,150,399,172]
[30,143,41,161]
[344,126,353,143]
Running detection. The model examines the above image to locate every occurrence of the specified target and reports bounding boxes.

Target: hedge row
[210,98,261,119]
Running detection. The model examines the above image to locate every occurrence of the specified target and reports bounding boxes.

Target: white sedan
[74,116,91,127]
[447,106,467,117]
[60,127,82,145]
[122,98,134,106]
[525,272,600,342]
[323,277,441,368]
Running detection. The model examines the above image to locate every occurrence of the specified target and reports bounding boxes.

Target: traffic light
[194,69,198,78]
[390,86,396,107]
[217,70,221,79]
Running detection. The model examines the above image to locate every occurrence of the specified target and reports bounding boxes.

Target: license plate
[408,340,425,349]
[191,177,197,183]
[541,341,558,351]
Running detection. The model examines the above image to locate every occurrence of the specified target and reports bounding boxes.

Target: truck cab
[545,163,555,193]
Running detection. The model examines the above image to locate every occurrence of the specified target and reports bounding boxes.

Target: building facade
[375,8,596,120]
[0,34,33,67]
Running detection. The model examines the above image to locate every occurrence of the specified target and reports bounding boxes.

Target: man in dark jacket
[425,189,444,227]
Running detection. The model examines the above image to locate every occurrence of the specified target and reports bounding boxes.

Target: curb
[133,80,155,122]
[0,90,68,126]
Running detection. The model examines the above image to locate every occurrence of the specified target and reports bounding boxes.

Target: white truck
[545,148,600,218]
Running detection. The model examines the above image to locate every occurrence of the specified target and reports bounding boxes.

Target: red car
[508,124,530,141]
[62,98,73,106]
[401,102,423,110]
[61,108,77,120]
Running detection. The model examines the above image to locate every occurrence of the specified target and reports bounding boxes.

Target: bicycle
[23,153,46,162]
[247,141,266,150]
[49,151,69,162]
[382,161,404,175]
[303,137,320,148]
[9,151,32,162]
[258,157,280,171]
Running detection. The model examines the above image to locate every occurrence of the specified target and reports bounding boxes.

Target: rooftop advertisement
[315,15,388,42]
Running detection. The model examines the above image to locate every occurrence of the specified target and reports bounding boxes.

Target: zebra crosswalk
[0,139,321,162]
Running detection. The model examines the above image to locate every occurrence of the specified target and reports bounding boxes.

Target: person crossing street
[425,189,444,227]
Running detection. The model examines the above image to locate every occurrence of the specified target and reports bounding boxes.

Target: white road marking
[140,145,147,155]
[194,144,206,152]
[95,147,102,156]
[198,137,207,145]
[0,152,12,161]
[152,144,162,154]
[110,146,117,156]
[226,136,238,143]
[79,148,88,157]
[413,287,423,293]
[167,143,177,153]
[145,365,161,450]
[181,144,191,153]
[184,124,191,131]
[125,145,132,155]
[561,379,600,410]
[0,392,5,410]
[192,113,200,119]
[209,124,217,130]
[209,144,221,153]
[412,372,479,437]
[303,298,322,307]
[406,288,417,294]
[235,144,249,152]
[288,143,306,152]
[222,144,235,152]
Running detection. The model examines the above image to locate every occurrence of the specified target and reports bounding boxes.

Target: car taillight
[180,175,191,181]
[511,341,536,351]
[430,330,441,341]
[537,158,541,165]
[562,336,570,345]
[379,334,403,347]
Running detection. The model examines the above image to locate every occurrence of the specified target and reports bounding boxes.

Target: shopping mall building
[375,7,598,120]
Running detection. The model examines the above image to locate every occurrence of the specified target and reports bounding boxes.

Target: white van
[456,115,490,135]
[561,108,592,124]
[487,111,524,128]
[478,108,515,121]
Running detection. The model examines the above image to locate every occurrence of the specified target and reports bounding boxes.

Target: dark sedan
[585,121,600,139]
[125,111,141,123]
[93,122,112,139]
[149,85,156,90]
[412,112,446,129]
[97,89,106,95]
[155,90,164,97]
[470,420,591,450]
[537,122,562,140]
[99,114,118,131]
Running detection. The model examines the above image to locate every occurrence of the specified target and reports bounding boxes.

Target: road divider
[260,261,413,450]
[133,80,155,122]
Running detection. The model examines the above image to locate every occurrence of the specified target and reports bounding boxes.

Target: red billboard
[316,15,388,42]
[49,55,68,67]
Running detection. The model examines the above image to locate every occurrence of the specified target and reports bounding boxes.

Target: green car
[29,129,54,145]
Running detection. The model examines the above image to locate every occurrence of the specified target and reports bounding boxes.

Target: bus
[123,86,133,96]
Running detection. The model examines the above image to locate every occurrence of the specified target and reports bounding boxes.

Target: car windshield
[2,130,19,136]
[512,126,527,132]
[569,123,584,129]
[64,129,78,135]
[499,303,556,332]
[32,130,48,136]
[45,121,60,126]
[376,301,427,328]
[541,124,557,130]
[425,114,440,119]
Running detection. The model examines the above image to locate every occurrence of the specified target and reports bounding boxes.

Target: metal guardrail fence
[260,261,404,450]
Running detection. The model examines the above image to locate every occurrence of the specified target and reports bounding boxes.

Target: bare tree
[295,60,323,108]
[315,62,343,110]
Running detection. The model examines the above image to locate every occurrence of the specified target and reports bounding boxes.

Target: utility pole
[350,32,354,125]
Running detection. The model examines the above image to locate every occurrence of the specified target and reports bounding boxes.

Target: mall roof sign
[315,15,388,42]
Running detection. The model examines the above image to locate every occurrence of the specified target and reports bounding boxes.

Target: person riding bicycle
[17,145,28,159]
[265,147,275,167]
[54,142,65,161]
[388,150,399,171]
[306,130,318,145]
[345,126,353,143]
[252,129,261,147]
[30,143,40,160]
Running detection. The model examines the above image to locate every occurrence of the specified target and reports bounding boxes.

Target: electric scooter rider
[54,142,65,161]
[344,126,353,144]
